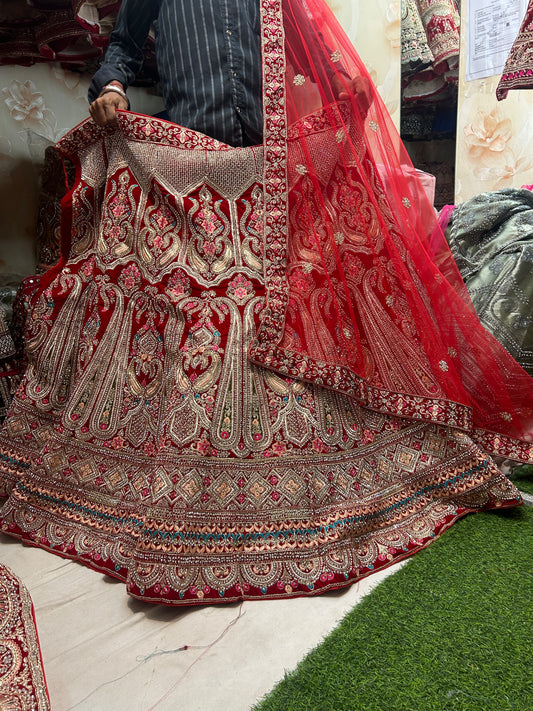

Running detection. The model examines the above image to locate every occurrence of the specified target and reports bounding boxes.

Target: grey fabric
[0,306,15,361]
[446,188,533,375]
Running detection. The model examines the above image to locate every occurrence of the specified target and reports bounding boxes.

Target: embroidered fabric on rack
[402,0,435,75]
[445,189,533,375]
[0,308,17,422]
[36,147,76,273]
[0,297,24,424]
[0,0,157,79]
[402,0,461,103]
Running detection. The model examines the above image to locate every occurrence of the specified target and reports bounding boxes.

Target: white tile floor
[1,533,404,710]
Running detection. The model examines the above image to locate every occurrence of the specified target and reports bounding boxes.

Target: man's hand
[332,74,371,116]
[89,84,129,127]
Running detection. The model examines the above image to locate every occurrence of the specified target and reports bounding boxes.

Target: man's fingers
[89,93,128,127]
[89,100,108,126]
[103,101,119,127]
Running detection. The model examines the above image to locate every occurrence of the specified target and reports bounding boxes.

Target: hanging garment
[0,306,18,422]
[401,0,461,103]
[0,0,530,605]
[497,0,533,100]
[401,0,435,76]
[0,0,157,80]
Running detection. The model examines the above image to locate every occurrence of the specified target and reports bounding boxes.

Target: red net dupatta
[250,0,533,462]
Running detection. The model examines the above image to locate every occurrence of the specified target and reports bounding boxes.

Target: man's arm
[88,0,159,126]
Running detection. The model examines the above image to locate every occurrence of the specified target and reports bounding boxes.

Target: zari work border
[0,454,521,605]
[256,0,290,357]
[56,112,236,159]
[0,564,50,710]
[0,495,520,605]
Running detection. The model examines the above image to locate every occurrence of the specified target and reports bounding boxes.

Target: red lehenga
[0,0,531,605]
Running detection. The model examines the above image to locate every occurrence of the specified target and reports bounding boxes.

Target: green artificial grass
[511,465,533,496]
[254,506,533,711]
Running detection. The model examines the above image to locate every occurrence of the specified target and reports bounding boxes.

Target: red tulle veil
[249,0,533,461]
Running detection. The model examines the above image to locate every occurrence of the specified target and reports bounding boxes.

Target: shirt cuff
[88,65,130,103]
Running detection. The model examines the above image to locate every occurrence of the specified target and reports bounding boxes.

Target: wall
[0,2,400,278]
[0,65,163,278]
[327,0,401,126]
[455,0,533,203]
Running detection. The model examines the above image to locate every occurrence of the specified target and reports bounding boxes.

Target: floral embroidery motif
[166,269,192,301]
[119,263,141,293]
[227,274,256,304]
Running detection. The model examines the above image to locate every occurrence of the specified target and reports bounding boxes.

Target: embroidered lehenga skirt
[0,114,521,605]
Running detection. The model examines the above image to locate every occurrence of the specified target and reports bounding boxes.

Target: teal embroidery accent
[16,462,490,548]
[16,482,144,528]
[0,453,30,470]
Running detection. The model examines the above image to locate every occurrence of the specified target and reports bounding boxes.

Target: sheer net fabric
[0,0,528,605]
[256,0,533,461]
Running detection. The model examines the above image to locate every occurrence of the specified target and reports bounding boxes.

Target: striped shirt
[89,0,263,147]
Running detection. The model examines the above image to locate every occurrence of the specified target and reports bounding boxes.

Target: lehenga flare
[0,0,530,605]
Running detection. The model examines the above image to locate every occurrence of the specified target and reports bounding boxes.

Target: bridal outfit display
[0,0,531,605]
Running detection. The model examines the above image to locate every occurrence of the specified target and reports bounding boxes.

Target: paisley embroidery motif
[0,3,524,605]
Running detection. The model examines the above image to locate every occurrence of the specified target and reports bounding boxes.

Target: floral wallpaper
[0,1,400,278]
[456,0,533,203]
[0,65,162,278]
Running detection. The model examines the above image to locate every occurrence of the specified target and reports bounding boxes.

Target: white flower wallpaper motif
[0,2,400,278]
[2,78,61,157]
[0,64,162,277]
[463,109,512,159]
